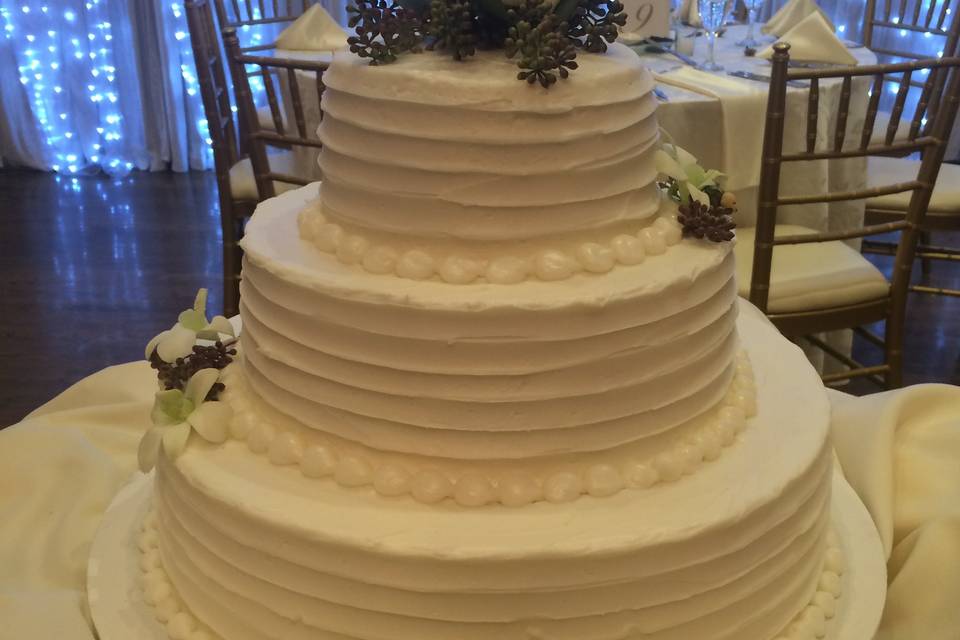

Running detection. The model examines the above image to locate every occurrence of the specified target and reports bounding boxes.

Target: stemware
[697,0,730,71]
[736,0,765,47]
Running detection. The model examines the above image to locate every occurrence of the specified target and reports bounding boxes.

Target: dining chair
[224,27,327,201]
[213,0,313,53]
[186,0,298,316]
[737,43,960,388]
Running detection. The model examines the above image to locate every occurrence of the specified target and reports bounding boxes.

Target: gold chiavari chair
[224,27,327,201]
[737,43,960,387]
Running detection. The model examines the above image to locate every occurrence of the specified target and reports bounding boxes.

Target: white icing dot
[314,222,344,252]
[624,462,659,489]
[719,405,747,434]
[693,428,722,461]
[229,411,257,440]
[396,250,435,280]
[411,470,453,504]
[534,250,579,281]
[486,256,529,284]
[639,226,667,255]
[246,421,275,454]
[813,591,837,618]
[362,245,399,274]
[825,547,845,574]
[610,234,646,265]
[168,612,197,640]
[585,464,624,497]
[336,234,369,265]
[140,549,161,571]
[268,432,303,466]
[543,471,584,503]
[576,242,616,274]
[155,596,180,623]
[335,456,374,487]
[439,256,483,284]
[297,210,313,240]
[300,444,338,478]
[676,442,703,474]
[654,216,683,245]
[453,473,495,507]
[373,464,412,497]
[145,580,171,605]
[818,571,842,596]
[714,420,737,446]
[498,472,542,506]
[734,374,756,392]
[653,451,684,482]
[801,606,826,637]
[729,389,758,417]
[307,212,326,241]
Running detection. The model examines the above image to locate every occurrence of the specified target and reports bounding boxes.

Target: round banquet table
[1,303,959,640]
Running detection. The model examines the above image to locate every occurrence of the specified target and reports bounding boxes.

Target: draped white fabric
[0,0,344,174]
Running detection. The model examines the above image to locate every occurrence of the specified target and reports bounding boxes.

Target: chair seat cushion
[229,152,301,201]
[866,156,960,213]
[871,110,915,145]
[734,225,890,314]
[257,106,288,132]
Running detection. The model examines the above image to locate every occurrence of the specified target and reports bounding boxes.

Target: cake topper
[138,289,237,472]
[655,135,737,243]
[346,0,627,87]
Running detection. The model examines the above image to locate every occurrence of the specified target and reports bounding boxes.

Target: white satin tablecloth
[1,362,958,640]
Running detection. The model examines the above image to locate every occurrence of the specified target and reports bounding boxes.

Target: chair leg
[920,229,933,277]
[220,196,244,318]
[884,319,905,389]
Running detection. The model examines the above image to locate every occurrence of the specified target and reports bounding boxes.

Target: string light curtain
[0,0,952,174]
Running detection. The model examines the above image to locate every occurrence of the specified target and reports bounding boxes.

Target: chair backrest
[186,0,243,200]
[224,27,327,200]
[214,0,312,52]
[863,0,960,61]
[749,43,960,314]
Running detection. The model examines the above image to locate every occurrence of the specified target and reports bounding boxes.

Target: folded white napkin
[654,65,768,190]
[275,4,347,51]
[762,0,833,35]
[758,12,856,65]
[678,0,702,27]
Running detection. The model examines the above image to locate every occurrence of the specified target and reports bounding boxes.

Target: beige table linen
[1,348,959,639]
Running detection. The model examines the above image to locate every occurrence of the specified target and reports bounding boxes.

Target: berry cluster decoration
[677,200,737,243]
[344,0,627,86]
[149,341,237,402]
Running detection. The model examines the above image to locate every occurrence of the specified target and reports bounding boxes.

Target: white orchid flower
[137,368,233,472]
[655,141,726,207]
[145,289,235,363]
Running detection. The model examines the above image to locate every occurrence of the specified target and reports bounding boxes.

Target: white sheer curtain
[0,0,345,174]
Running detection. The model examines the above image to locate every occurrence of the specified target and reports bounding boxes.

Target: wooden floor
[1,169,958,426]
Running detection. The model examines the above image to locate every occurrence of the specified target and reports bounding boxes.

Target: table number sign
[620,0,670,40]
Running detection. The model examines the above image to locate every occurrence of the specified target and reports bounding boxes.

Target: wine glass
[698,0,730,71]
[736,0,765,47]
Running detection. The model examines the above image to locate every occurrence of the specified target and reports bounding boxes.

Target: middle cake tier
[232,186,749,507]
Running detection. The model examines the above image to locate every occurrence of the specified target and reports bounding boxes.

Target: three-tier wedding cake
[132,8,852,639]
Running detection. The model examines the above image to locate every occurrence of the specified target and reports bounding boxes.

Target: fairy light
[3,0,274,173]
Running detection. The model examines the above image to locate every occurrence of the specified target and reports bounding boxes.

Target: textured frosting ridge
[313,44,663,257]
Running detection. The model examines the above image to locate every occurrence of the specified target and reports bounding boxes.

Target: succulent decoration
[346,0,626,87]
[139,289,238,473]
[655,138,737,243]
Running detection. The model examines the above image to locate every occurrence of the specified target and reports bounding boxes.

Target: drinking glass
[698,0,729,71]
[736,0,765,47]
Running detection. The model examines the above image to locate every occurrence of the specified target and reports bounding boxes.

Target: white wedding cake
[134,35,847,640]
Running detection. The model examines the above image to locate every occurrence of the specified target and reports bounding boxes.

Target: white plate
[88,471,885,640]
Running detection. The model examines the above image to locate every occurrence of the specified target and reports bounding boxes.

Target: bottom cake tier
[141,304,837,640]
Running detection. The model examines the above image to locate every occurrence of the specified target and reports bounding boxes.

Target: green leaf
[177,309,207,332]
[151,389,187,426]
[193,288,209,318]
[685,164,707,188]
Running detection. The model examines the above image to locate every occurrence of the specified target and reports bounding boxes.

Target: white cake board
[88,471,886,640]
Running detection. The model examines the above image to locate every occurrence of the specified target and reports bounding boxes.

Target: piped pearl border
[296,202,684,284]
[138,510,844,640]
[215,351,758,507]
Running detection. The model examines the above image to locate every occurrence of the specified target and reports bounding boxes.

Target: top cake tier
[316,43,660,245]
